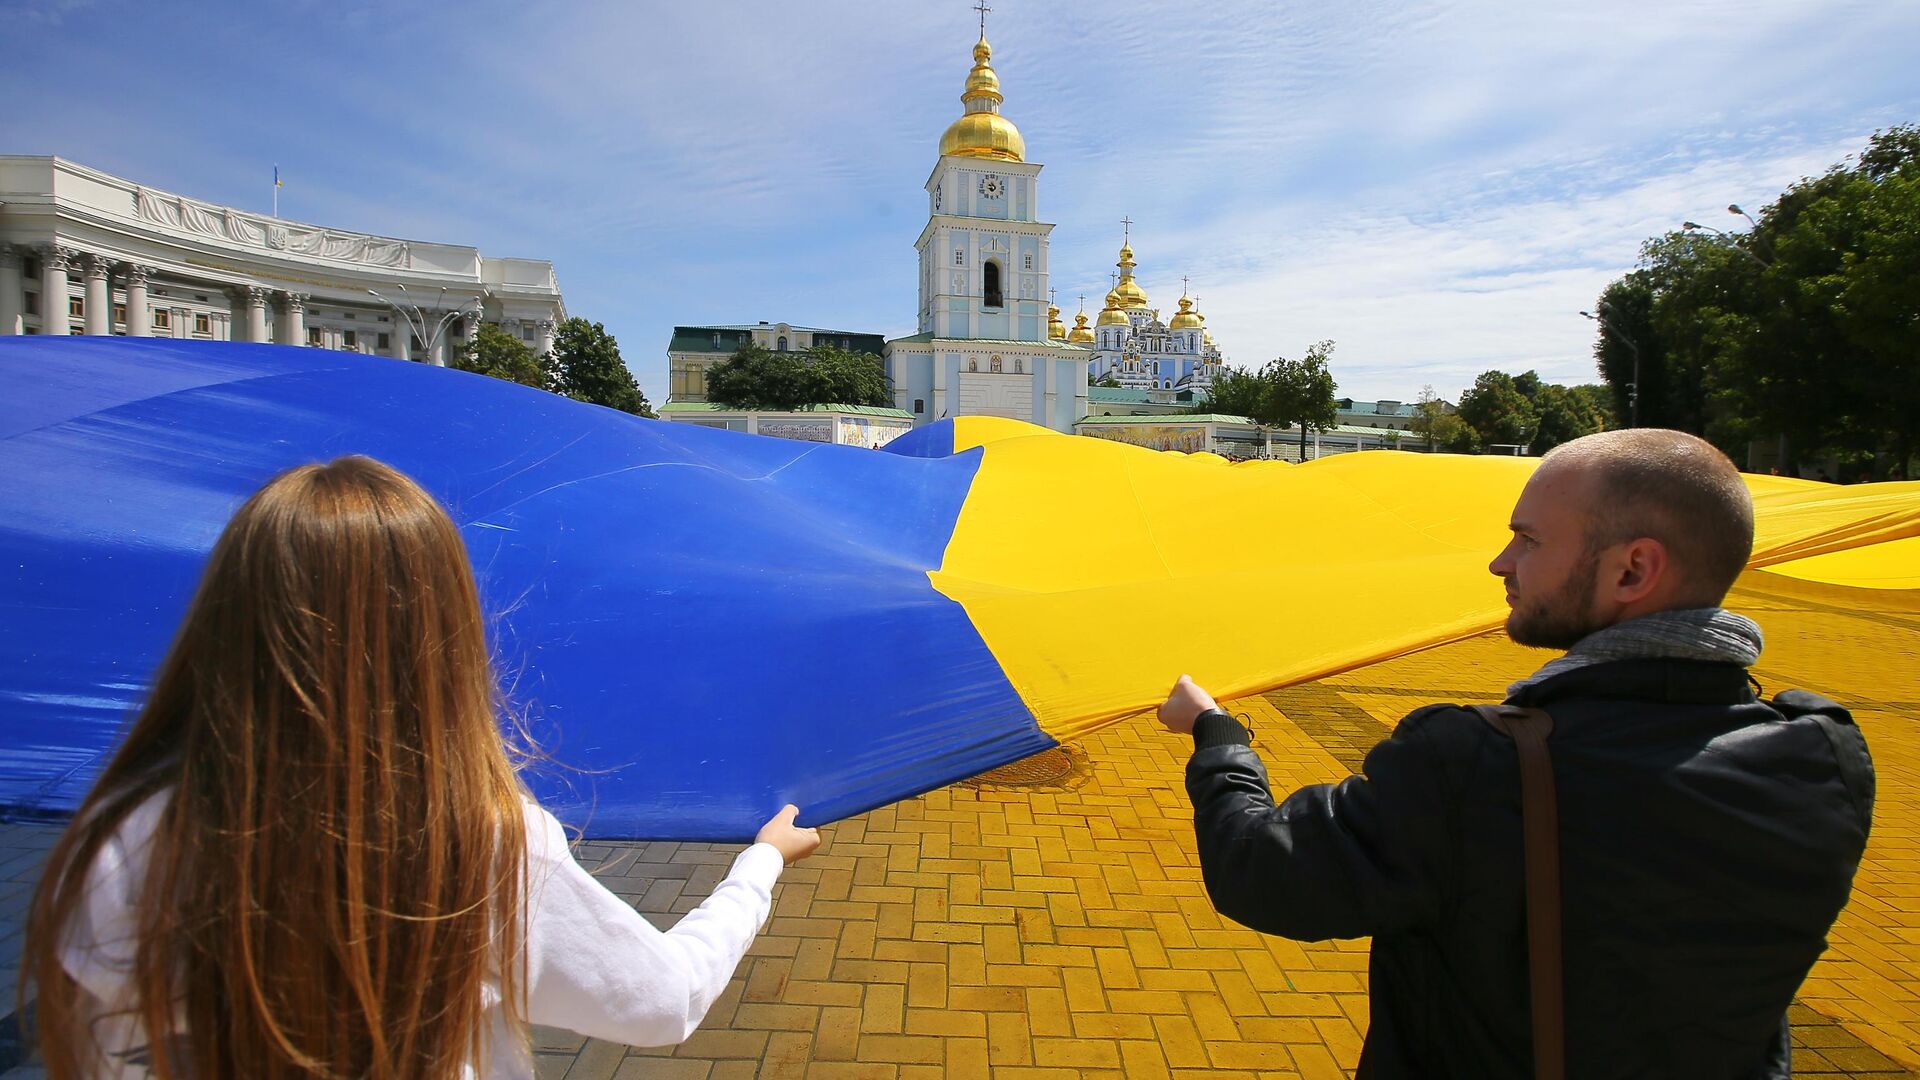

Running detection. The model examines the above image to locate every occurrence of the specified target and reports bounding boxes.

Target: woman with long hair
[20,456,820,1079]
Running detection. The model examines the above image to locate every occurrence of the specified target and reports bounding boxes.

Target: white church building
[883,32,1091,432]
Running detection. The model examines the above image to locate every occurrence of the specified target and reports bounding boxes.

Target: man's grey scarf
[1507,607,1764,699]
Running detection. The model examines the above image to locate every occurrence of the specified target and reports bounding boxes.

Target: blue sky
[7,0,1917,406]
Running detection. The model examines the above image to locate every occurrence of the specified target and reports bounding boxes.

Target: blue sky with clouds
[6,0,1917,405]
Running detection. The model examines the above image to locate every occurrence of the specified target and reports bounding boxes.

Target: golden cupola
[1112,243,1149,309]
[938,35,1026,162]
[1096,287,1129,326]
[1068,309,1094,343]
[1047,303,1067,340]
[1169,295,1203,329]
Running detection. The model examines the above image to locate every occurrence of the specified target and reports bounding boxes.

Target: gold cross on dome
[974,1,990,36]
[1121,216,1133,243]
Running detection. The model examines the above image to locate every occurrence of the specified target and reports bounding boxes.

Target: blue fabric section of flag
[0,338,1050,840]
[879,419,957,458]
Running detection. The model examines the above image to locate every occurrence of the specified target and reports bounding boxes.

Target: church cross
[1182,274,1190,296]
[974,1,990,36]
[1121,216,1133,243]
[1049,286,1057,307]
[1077,294,1086,310]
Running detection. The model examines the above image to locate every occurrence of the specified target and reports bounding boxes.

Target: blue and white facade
[1085,243,1225,394]
[884,33,1090,432]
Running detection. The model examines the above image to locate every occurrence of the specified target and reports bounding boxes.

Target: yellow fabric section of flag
[929,418,1920,743]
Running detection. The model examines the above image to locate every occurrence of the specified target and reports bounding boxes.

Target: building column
[455,308,481,363]
[0,245,22,335]
[40,245,75,335]
[535,318,556,357]
[83,253,112,335]
[279,292,308,345]
[388,317,412,360]
[233,285,269,342]
[122,264,152,336]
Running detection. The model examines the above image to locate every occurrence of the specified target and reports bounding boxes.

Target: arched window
[954,249,965,266]
[777,336,787,351]
[983,261,1003,308]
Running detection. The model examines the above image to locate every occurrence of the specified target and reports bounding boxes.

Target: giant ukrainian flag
[3,339,1915,838]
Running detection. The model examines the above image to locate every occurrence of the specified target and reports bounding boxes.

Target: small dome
[1112,241,1148,308]
[1096,289,1129,326]
[1169,296,1202,329]
[1067,311,1094,343]
[1047,303,1067,340]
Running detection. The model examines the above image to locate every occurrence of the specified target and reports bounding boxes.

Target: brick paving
[2,568,1916,1078]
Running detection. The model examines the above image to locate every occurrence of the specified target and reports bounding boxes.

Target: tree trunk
[1299,423,1308,462]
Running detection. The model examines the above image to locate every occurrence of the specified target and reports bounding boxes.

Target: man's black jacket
[1186,658,1874,1079]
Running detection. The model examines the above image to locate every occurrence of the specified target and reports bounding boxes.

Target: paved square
[2,569,1914,1078]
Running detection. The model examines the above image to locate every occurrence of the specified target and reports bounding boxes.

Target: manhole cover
[958,744,1090,791]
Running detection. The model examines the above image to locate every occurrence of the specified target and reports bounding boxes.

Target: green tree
[1409,384,1481,453]
[1456,371,1539,450]
[1194,364,1268,419]
[1093,372,1122,389]
[453,323,551,390]
[550,317,653,417]
[705,343,892,411]
[1269,341,1341,459]
[1195,341,1339,458]
[1591,125,1920,476]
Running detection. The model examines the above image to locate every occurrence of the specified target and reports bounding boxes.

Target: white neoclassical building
[0,157,565,362]
[883,31,1092,432]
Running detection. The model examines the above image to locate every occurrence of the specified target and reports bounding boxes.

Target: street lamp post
[1680,219,1771,270]
[366,284,483,367]
[1581,309,1641,428]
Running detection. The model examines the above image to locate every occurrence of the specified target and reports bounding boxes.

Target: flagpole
[272,165,279,218]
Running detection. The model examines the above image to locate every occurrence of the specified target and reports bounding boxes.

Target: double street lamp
[1681,204,1770,269]
[1580,309,1640,428]
[366,284,484,367]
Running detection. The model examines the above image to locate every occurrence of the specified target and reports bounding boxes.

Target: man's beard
[1507,547,1605,650]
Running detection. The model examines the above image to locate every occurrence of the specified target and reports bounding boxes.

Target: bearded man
[1160,429,1874,1079]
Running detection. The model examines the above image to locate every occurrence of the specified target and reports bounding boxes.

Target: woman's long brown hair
[21,456,530,1080]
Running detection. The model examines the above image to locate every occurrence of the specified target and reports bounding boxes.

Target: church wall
[954,370,1034,420]
[1053,359,1082,430]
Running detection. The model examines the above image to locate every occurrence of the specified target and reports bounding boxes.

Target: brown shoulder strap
[1472,704,1565,1080]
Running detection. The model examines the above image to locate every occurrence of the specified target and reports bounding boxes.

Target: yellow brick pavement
[0,568,1911,1078]
[530,570,1920,1079]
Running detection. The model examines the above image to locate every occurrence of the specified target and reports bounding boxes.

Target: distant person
[22,457,821,1080]
[1159,429,1873,1078]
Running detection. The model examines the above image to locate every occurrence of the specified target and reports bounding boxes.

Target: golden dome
[1047,303,1066,340]
[1096,288,1129,327]
[1113,241,1149,308]
[1169,295,1202,329]
[939,35,1025,163]
[1067,311,1094,343]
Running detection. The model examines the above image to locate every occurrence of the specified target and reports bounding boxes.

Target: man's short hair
[1543,429,1755,604]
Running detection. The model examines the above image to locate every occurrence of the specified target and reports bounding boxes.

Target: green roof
[886,333,1092,352]
[1087,386,1205,404]
[659,401,913,418]
[1076,414,1255,425]
[668,325,887,355]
